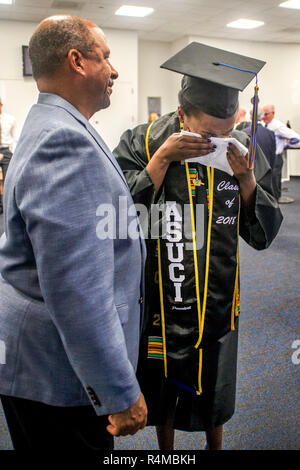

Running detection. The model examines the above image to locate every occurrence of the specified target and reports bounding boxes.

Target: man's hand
[106,393,148,436]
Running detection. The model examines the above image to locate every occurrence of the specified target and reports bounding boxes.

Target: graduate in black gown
[113,43,283,450]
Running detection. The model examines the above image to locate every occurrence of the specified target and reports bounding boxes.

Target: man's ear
[67,49,86,77]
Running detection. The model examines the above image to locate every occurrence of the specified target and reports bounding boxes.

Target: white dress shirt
[267,118,300,155]
[0,112,17,151]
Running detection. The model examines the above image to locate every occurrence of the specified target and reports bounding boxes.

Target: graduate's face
[178,107,236,139]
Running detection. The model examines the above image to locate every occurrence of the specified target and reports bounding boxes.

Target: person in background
[235,107,250,130]
[148,112,159,123]
[0,98,17,213]
[243,108,276,171]
[262,104,300,203]
[114,43,283,450]
[0,15,147,452]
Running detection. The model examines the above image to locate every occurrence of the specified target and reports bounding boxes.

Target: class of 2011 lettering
[216,216,237,225]
[217,181,239,192]
[217,180,238,225]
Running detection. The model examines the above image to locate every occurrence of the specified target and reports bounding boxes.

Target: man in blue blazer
[0,15,147,451]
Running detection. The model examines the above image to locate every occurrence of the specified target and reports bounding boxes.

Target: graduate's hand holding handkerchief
[181,130,248,176]
[157,132,216,163]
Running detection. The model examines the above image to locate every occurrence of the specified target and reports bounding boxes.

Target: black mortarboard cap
[160,42,266,119]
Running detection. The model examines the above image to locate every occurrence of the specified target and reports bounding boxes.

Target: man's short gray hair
[29,16,97,79]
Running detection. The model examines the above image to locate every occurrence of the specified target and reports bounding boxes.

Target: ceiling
[1,0,300,43]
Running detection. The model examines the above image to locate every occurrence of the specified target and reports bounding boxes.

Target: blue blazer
[0,93,146,416]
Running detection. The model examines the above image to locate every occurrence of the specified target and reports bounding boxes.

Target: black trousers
[272,153,283,201]
[0,395,114,453]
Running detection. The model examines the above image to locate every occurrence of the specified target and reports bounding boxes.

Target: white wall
[138,40,172,123]
[169,36,190,112]
[0,20,138,150]
[138,37,192,123]
[91,28,138,149]
[0,20,38,138]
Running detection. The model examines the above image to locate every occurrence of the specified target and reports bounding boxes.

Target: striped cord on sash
[145,121,168,377]
[231,196,241,330]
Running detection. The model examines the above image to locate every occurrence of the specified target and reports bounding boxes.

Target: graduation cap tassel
[248,80,259,170]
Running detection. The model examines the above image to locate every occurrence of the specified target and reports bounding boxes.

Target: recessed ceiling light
[279,0,300,9]
[115,5,154,17]
[0,0,13,5]
[227,18,265,29]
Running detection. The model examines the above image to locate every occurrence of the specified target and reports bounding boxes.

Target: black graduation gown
[113,112,283,431]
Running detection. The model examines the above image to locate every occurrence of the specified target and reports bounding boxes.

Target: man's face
[84,27,118,112]
[236,108,246,123]
[262,106,274,125]
[179,107,236,139]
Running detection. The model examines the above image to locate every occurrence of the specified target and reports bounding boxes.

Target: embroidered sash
[145,124,241,394]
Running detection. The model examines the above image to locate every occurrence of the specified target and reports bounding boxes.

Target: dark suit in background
[235,120,251,131]
[243,122,276,169]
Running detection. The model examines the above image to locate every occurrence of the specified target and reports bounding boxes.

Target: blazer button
[139,297,144,304]
[86,386,101,406]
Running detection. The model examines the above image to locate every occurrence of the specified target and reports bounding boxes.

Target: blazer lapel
[84,121,128,185]
[37,93,127,185]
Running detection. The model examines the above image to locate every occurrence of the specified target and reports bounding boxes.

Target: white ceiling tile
[184,0,244,7]
[15,0,52,5]
[0,0,299,43]
[138,29,181,42]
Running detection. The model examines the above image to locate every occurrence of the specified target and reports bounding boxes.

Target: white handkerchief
[181,131,248,176]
